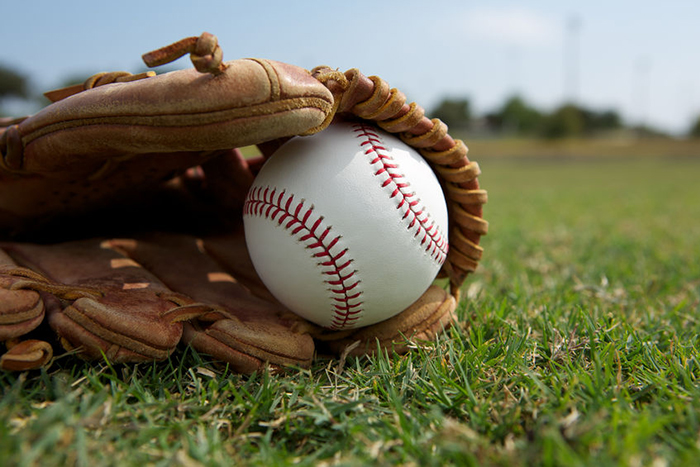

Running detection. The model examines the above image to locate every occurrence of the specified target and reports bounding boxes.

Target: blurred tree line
[690,116,700,138]
[433,95,700,140]
[433,95,630,139]
[0,65,28,104]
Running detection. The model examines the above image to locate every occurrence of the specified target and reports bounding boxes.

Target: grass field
[2,145,700,466]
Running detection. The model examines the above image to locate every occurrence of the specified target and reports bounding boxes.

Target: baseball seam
[244,186,363,329]
[352,123,448,265]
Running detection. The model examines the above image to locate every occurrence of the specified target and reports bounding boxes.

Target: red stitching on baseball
[353,123,448,264]
[244,186,363,329]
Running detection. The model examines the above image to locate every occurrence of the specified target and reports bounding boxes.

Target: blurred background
[1,0,699,147]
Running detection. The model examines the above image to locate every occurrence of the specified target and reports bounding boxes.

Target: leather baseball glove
[0,33,488,372]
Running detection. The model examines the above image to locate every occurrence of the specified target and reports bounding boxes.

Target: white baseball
[243,121,448,330]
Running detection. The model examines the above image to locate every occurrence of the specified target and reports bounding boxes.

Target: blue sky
[1,0,698,134]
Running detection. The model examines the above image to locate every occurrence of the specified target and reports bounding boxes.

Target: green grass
[2,154,700,466]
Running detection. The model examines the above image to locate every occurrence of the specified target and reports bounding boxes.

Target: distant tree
[540,105,625,139]
[689,115,700,138]
[431,97,471,129]
[486,95,543,135]
[540,103,586,139]
[580,108,623,133]
[0,64,28,101]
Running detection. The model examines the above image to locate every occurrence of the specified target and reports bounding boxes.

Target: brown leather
[3,239,185,363]
[2,59,332,174]
[0,249,46,342]
[0,58,333,233]
[0,339,53,371]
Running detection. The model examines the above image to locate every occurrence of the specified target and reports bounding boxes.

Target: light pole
[564,15,581,105]
[635,56,651,129]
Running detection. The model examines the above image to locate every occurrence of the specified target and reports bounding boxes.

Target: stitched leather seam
[352,123,448,265]
[243,187,363,330]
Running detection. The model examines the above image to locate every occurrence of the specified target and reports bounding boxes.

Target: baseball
[243,121,449,330]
